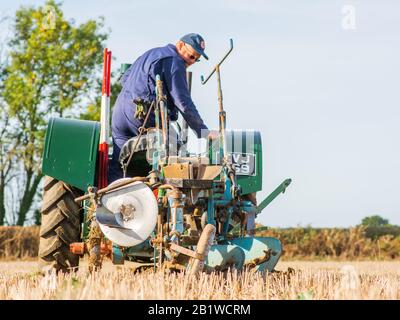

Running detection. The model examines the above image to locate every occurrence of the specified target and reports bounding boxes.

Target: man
[109,33,216,182]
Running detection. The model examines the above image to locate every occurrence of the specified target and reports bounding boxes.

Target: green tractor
[38,41,291,273]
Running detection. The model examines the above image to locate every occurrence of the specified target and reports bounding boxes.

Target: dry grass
[260,226,400,260]
[1,227,399,300]
[0,260,399,300]
[2,226,400,261]
[0,226,39,260]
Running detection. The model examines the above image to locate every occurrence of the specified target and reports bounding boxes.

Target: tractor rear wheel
[38,176,83,273]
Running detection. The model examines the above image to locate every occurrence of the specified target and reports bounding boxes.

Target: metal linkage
[244,249,275,270]
[200,39,234,85]
[201,39,234,163]
[179,71,192,156]
[74,177,146,203]
[167,189,184,244]
[155,74,169,161]
[256,178,292,214]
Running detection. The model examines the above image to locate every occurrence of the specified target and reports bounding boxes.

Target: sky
[1,0,400,227]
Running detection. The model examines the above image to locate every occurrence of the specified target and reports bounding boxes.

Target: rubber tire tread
[38,176,82,272]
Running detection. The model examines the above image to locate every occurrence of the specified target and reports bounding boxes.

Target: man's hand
[207,130,219,140]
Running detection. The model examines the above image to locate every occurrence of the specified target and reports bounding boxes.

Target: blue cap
[180,33,209,60]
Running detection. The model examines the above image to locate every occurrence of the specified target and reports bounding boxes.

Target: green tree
[0,107,20,225]
[0,15,17,226]
[0,107,12,225]
[361,215,389,227]
[2,0,108,225]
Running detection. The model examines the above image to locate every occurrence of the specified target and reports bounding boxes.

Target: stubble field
[0,260,399,300]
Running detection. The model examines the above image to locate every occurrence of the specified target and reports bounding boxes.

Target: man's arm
[163,60,209,138]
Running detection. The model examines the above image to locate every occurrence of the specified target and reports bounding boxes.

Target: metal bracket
[256,178,292,214]
[244,249,276,269]
[169,242,205,261]
[201,39,234,85]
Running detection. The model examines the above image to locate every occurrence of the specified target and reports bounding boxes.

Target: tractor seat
[119,135,147,165]
[118,127,181,178]
[118,135,150,178]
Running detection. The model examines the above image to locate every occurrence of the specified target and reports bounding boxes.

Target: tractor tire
[38,176,83,273]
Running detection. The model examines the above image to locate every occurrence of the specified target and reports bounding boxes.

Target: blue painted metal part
[206,244,245,270]
[207,196,215,226]
[229,237,282,272]
[206,237,282,272]
[111,245,125,265]
[168,195,184,242]
[222,207,233,236]
[125,239,153,258]
[222,170,233,201]
[214,200,255,210]
[152,151,159,171]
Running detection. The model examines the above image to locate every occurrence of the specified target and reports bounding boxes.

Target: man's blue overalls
[108,44,209,183]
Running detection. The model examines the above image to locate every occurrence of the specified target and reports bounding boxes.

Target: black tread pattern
[38,176,82,272]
